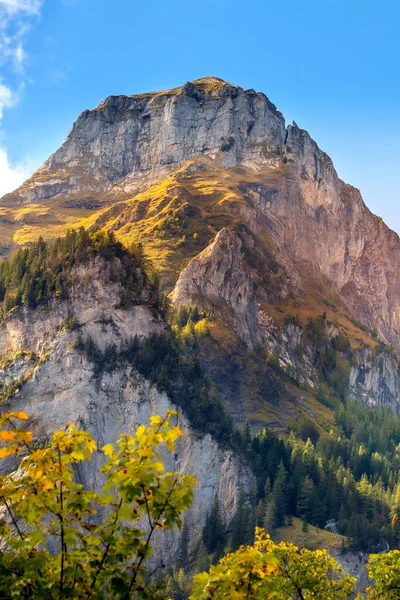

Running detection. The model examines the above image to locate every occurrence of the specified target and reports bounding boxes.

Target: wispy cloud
[0,1,41,73]
[0,147,32,197]
[0,81,15,118]
[0,0,42,16]
[0,0,42,197]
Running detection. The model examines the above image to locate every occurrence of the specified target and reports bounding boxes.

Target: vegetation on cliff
[0,228,154,316]
[80,324,234,445]
[78,297,400,553]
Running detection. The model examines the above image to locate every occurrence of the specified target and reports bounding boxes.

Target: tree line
[0,228,153,315]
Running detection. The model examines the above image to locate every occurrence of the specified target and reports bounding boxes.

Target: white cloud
[0,0,42,74]
[0,81,15,118]
[0,147,31,197]
[0,0,42,16]
[0,30,28,73]
[0,0,42,198]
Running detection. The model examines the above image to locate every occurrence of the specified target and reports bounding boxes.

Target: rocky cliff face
[0,257,252,567]
[260,318,400,414]
[171,227,259,347]
[2,77,285,207]
[350,348,400,409]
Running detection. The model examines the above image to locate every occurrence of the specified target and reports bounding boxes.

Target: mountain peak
[1,76,286,208]
[189,76,235,88]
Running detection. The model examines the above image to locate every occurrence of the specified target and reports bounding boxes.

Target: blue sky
[0,0,399,231]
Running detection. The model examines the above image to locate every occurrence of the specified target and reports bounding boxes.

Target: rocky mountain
[1,77,285,207]
[2,77,400,350]
[2,76,400,568]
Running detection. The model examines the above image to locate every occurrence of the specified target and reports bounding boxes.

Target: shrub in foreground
[0,410,194,599]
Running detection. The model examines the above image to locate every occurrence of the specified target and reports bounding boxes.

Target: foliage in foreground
[0,410,195,599]
[1,413,400,599]
[364,551,400,599]
[191,529,400,600]
[191,527,356,599]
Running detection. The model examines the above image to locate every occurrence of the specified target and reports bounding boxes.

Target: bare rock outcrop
[170,228,259,347]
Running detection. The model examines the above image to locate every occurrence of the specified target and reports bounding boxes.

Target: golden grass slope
[273,517,346,551]
[0,156,378,353]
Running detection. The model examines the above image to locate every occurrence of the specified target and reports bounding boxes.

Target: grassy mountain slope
[0,156,386,435]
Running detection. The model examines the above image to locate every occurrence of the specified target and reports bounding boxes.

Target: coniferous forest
[0,228,151,315]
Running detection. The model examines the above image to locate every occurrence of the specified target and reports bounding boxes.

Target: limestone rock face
[2,77,285,206]
[350,349,400,410]
[170,228,259,347]
[256,315,400,415]
[0,258,252,567]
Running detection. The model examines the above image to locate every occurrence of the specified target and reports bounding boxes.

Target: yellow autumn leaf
[85,438,97,453]
[138,448,153,458]
[253,568,266,578]
[136,424,146,439]
[152,461,164,473]
[70,450,85,461]
[0,430,16,441]
[0,447,14,458]
[11,412,29,420]
[41,479,53,491]
[102,443,114,457]
[18,431,32,444]
[31,469,43,479]
[150,415,163,427]
[166,439,175,452]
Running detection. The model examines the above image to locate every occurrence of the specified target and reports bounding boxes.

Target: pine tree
[202,497,225,557]
[230,489,249,551]
[264,477,272,498]
[243,420,252,449]
[245,507,257,545]
[263,499,277,534]
[297,475,315,523]
[165,567,191,600]
[194,540,210,573]
[177,521,190,569]
[272,461,288,527]
[256,499,265,527]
